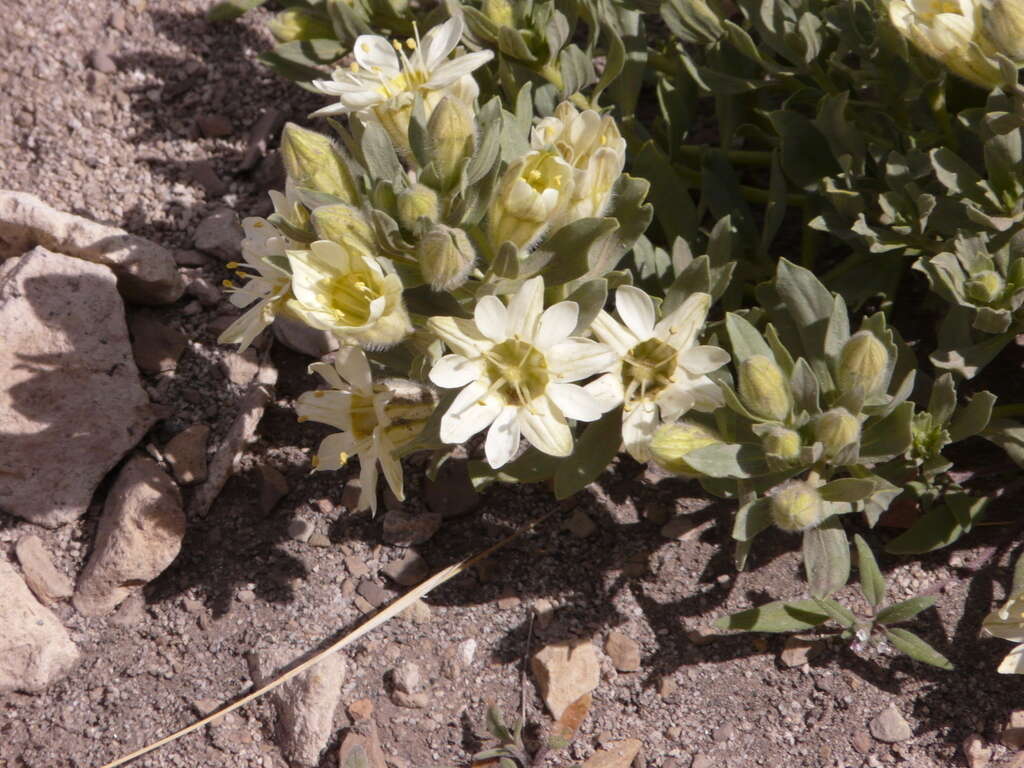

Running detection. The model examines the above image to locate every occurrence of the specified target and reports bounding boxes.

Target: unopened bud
[965,269,1005,305]
[311,204,376,255]
[649,421,723,477]
[417,225,476,291]
[280,123,358,203]
[268,7,334,42]
[814,407,861,461]
[836,331,889,403]
[1008,258,1024,286]
[381,379,439,452]
[397,184,440,231]
[982,0,1024,62]
[738,355,791,422]
[770,481,824,532]
[428,96,476,190]
[761,427,802,469]
[482,0,515,27]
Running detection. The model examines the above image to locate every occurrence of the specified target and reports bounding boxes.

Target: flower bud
[770,481,824,532]
[649,421,723,477]
[417,225,476,291]
[382,379,439,451]
[488,150,574,250]
[836,331,889,403]
[280,123,358,203]
[814,407,861,461]
[738,355,791,422]
[982,0,1024,62]
[482,0,515,27]
[310,204,377,255]
[428,96,476,190]
[965,269,1005,305]
[1008,258,1024,286]
[397,184,440,231]
[761,427,802,468]
[268,7,335,42]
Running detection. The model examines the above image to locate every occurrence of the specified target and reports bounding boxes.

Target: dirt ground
[3,2,1024,767]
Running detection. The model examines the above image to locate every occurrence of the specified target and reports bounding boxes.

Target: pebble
[660,515,699,540]
[1002,709,1024,748]
[237,589,256,604]
[391,661,421,694]
[565,508,597,538]
[851,730,873,754]
[457,639,477,667]
[188,160,227,198]
[163,424,209,485]
[713,723,736,743]
[193,207,242,261]
[347,699,374,721]
[531,640,601,719]
[869,704,912,743]
[423,459,479,518]
[185,275,222,307]
[272,315,339,357]
[14,535,73,604]
[238,107,286,171]
[401,598,432,624]
[658,676,678,699]
[128,311,187,374]
[308,533,332,548]
[89,47,116,74]
[685,627,716,646]
[963,733,992,768]
[288,518,314,543]
[173,249,211,267]
[345,556,369,578]
[356,580,390,608]
[340,479,362,510]
[580,739,642,768]
[604,630,641,672]
[220,349,260,386]
[257,463,289,514]
[779,636,823,668]
[382,550,428,587]
[354,595,375,614]
[497,592,521,610]
[691,755,712,768]
[381,509,442,546]
[196,113,233,138]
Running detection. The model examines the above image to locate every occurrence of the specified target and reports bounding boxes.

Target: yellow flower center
[318,271,380,327]
[376,68,429,98]
[349,393,378,442]
[622,338,678,406]
[483,338,550,406]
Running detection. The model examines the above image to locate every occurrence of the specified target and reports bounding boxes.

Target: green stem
[928,78,958,153]
[993,403,1024,419]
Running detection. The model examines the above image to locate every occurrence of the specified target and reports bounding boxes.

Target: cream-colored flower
[981,0,1024,61]
[588,287,728,461]
[297,347,434,514]
[427,276,617,468]
[888,0,1003,88]
[286,240,412,349]
[532,102,627,228]
[983,591,1024,673]
[311,17,492,148]
[488,150,575,250]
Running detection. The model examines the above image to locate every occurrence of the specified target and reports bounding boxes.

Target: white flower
[427,276,617,468]
[488,150,575,250]
[588,286,729,462]
[286,240,412,349]
[311,16,492,147]
[888,0,1002,87]
[532,102,627,228]
[297,347,431,514]
[983,591,1024,673]
[218,218,294,352]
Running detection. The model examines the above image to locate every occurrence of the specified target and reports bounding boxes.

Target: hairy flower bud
[761,426,802,469]
[982,0,1024,62]
[965,269,1005,305]
[771,481,824,532]
[397,184,440,231]
[428,96,476,190]
[649,421,723,477]
[489,150,574,250]
[381,378,439,452]
[1008,258,1024,286]
[280,123,358,203]
[310,204,377,255]
[268,7,335,42]
[815,407,861,461]
[417,225,476,291]
[836,331,889,403]
[738,355,791,422]
[482,0,515,27]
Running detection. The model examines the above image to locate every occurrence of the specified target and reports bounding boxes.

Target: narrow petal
[590,309,639,355]
[375,431,405,501]
[217,302,273,352]
[678,345,730,375]
[475,295,509,342]
[535,302,579,349]
[519,396,573,457]
[616,285,656,340]
[655,381,698,422]
[656,292,711,350]
[428,316,491,358]
[307,361,347,391]
[485,406,521,468]
[357,453,380,514]
[548,339,619,381]
[506,276,544,340]
[585,372,625,410]
[426,50,495,87]
[296,390,355,431]
[546,382,606,422]
[440,381,502,443]
[421,16,464,68]
[334,345,373,392]
[622,400,659,462]
[998,644,1024,674]
[429,354,480,388]
[314,432,358,471]
[353,34,400,73]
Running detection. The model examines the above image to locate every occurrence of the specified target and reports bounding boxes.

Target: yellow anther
[222,279,235,288]
[405,37,416,50]
[349,61,359,72]
[314,391,325,398]
[392,39,402,50]
[234,270,249,280]
[226,261,240,269]
[311,455,319,468]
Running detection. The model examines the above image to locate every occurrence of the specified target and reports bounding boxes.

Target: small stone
[851,730,873,754]
[73,457,185,616]
[391,661,421,694]
[962,733,992,768]
[188,161,227,198]
[691,756,712,768]
[870,704,912,743]
[660,515,699,540]
[316,498,333,514]
[258,464,289,514]
[0,559,80,693]
[239,108,287,171]
[308,533,332,548]
[457,639,477,667]
[402,598,431,624]
[220,349,260,386]
[272,315,340,357]
[339,728,388,768]
[390,690,429,708]
[713,723,736,743]
[531,640,601,719]
[423,459,480,519]
[237,589,256,604]
[109,592,146,627]
[581,739,642,768]
[357,580,391,608]
[1002,709,1024,749]
[348,699,374,721]
[353,595,374,613]
[533,598,555,629]
[381,510,442,546]
[604,631,641,672]
[565,508,597,538]
[15,535,73,604]
[340,579,355,598]
[685,626,716,646]
[779,636,823,668]
[665,726,681,739]
[340,479,362,510]
[196,113,233,138]
[128,311,187,374]
[658,676,677,698]
[109,8,126,29]
[383,550,428,587]
[163,424,210,485]
[89,48,116,74]
[173,249,210,267]
[345,556,369,578]
[497,592,521,610]
[185,275,223,307]
[288,518,314,543]
[194,207,242,261]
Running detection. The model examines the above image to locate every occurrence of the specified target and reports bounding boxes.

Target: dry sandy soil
[3,2,1024,768]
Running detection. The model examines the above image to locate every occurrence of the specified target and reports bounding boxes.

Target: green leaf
[486,705,515,744]
[768,111,841,189]
[803,516,850,599]
[813,597,857,628]
[537,218,620,285]
[554,409,622,500]
[682,443,770,479]
[359,121,404,183]
[859,402,914,463]
[732,497,773,542]
[725,313,774,363]
[948,391,996,441]
[819,478,875,503]
[885,493,988,554]
[713,599,832,633]
[928,373,958,427]
[566,279,608,336]
[854,535,886,609]
[207,0,266,22]
[876,596,937,625]
[884,627,954,670]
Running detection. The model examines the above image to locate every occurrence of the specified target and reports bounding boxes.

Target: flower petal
[678,345,730,375]
[655,292,711,350]
[548,339,619,381]
[546,382,606,422]
[375,430,405,501]
[506,276,545,340]
[655,381,698,423]
[314,432,358,471]
[584,372,625,411]
[296,390,355,431]
[998,644,1024,674]
[440,381,502,443]
[429,354,480,388]
[519,396,573,457]
[426,50,495,88]
[622,400,659,462]
[428,316,491,358]
[616,285,656,339]
[353,34,400,73]
[590,309,639,355]
[475,295,509,342]
[485,405,521,468]
[358,452,380,514]
[307,361,346,391]
[535,301,579,349]
[334,345,373,392]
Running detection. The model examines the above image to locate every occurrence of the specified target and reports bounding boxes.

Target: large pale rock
[0,248,157,527]
[0,191,184,304]
[248,647,347,768]
[531,639,601,719]
[0,559,80,693]
[73,456,185,616]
